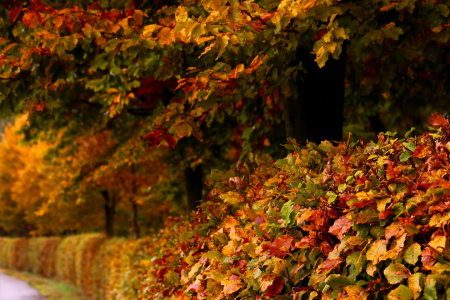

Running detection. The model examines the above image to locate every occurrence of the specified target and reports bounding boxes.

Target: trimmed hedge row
[0,234,141,299]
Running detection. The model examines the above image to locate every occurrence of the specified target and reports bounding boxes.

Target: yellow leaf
[366,239,387,264]
[196,36,215,44]
[219,191,244,205]
[142,24,163,37]
[429,235,446,253]
[172,122,192,139]
[157,27,175,45]
[175,6,188,23]
[221,275,243,295]
[222,240,238,257]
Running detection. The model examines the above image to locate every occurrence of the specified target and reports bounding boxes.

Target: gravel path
[0,272,43,300]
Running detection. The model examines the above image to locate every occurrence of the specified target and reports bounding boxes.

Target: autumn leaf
[387,285,413,300]
[221,275,243,295]
[384,263,410,284]
[412,144,432,158]
[366,240,387,264]
[219,191,244,205]
[318,258,343,272]
[328,215,353,240]
[9,7,23,23]
[429,112,449,126]
[421,247,437,269]
[22,11,42,28]
[264,235,294,258]
[260,275,284,298]
[404,243,421,265]
[407,273,424,299]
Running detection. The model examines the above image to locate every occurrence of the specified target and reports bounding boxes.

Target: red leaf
[294,232,318,249]
[328,216,353,240]
[318,258,343,272]
[188,279,204,293]
[102,10,123,21]
[30,0,51,11]
[144,128,177,148]
[9,7,23,23]
[263,235,293,258]
[429,112,449,126]
[22,11,42,28]
[264,276,284,298]
[421,247,437,269]
[271,235,293,256]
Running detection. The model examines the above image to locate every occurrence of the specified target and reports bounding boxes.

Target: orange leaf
[429,112,449,126]
[22,11,42,28]
[413,144,432,158]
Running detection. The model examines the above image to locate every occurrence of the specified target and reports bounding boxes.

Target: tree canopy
[0,0,447,234]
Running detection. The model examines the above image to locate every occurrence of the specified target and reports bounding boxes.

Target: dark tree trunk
[130,200,140,238]
[101,190,116,237]
[369,114,386,133]
[284,49,346,145]
[184,165,203,211]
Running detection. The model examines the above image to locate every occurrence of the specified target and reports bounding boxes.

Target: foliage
[136,114,450,299]
[1,116,450,299]
[0,115,174,236]
[0,0,447,168]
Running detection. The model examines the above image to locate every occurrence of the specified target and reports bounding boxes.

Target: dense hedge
[1,115,450,299]
[138,114,450,299]
[0,234,134,299]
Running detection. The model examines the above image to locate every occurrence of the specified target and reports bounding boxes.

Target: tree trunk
[284,48,346,145]
[101,190,116,237]
[130,200,140,238]
[184,165,203,211]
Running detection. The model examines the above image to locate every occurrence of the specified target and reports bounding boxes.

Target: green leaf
[404,142,416,152]
[280,200,295,225]
[404,128,416,139]
[404,243,421,265]
[326,274,351,289]
[399,152,412,162]
[326,191,337,204]
[204,250,225,261]
[423,276,437,300]
[384,263,410,284]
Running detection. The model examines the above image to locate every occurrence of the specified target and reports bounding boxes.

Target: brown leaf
[421,247,437,269]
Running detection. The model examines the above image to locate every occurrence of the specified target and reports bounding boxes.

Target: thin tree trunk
[101,190,115,237]
[184,165,203,211]
[284,48,346,145]
[130,199,140,238]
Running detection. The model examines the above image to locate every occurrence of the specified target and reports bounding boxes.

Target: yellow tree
[0,115,105,235]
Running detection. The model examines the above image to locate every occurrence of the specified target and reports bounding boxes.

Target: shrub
[143,114,450,299]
